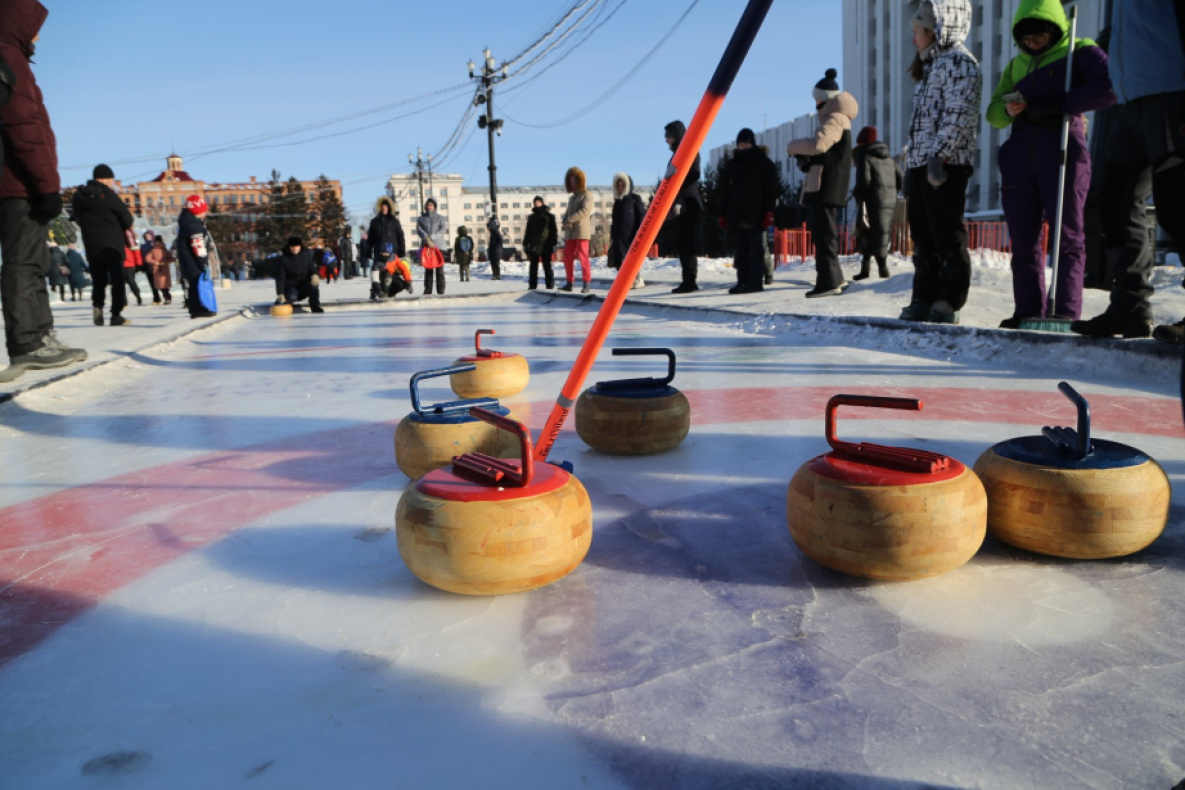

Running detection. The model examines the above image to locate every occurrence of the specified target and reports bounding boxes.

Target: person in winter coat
[486,216,504,280]
[65,243,87,301]
[377,255,413,299]
[0,0,86,382]
[609,174,647,290]
[787,69,859,298]
[175,194,216,319]
[851,126,903,280]
[1073,0,1185,343]
[122,228,143,306]
[524,196,557,290]
[415,197,448,261]
[988,0,1115,328]
[358,229,371,273]
[72,164,135,326]
[138,230,160,303]
[274,236,323,313]
[143,236,173,304]
[338,232,355,279]
[46,238,68,301]
[367,196,405,267]
[420,241,445,295]
[454,226,474,282]
[664,120,703,293]
[561,167,592,293]
[900,0,982,324]
[720,128,779,294]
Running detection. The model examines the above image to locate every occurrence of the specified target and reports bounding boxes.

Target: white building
[384,174,653,254]
[841,0,1109,217]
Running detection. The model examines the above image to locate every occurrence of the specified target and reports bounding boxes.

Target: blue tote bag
[197,271,218,313]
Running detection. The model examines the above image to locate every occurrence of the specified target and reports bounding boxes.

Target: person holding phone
[987,0,1116,328]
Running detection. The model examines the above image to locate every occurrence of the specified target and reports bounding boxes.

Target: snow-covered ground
[465,249,1185,330]
[1,287,1183,789]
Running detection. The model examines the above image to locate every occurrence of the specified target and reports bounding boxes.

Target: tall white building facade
[841,0,1109,217]
[384,174,652,254]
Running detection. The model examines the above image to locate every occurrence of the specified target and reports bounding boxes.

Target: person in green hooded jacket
[987,0,1115,328]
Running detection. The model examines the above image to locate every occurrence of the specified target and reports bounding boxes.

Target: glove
[926,155,948,188]
[310,274,321,287]
[795,155,811,173]
[28,192,63,224]
[762,212,775,229]
[1020,99,1065,128]
[718,217,728,231]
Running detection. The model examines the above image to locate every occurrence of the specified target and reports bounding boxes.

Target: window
[440,188,448,196]
[465,215,472,222]
[464,203,472,209]
[501,203,508,209]
[512,202,520,208]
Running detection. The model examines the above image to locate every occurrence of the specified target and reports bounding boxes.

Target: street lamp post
[468,48,507,223]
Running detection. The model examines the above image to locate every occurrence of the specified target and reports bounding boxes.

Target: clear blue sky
[37,0,842,223]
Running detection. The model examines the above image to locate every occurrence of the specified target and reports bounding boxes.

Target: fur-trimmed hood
[374,196,397,215]
[565,167,587,193]
[612,172,634,200]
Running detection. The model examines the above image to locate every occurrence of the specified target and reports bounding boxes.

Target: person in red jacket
[0,0,86,382]
[123,228,143,306]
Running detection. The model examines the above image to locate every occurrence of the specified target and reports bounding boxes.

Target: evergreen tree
[700,155,729,258]
[310,175,346,247]
[281,176,309,245]
[255,169,288,254]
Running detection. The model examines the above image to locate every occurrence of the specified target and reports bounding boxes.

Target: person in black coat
[367,197,405,298]
[719,129,779,294]
[523,196,557,289]
[664,120,703,293]
[71,164,134,326]
[175,195,216,318]
[274,236,323,313]
[486,217,504,280]
[851,126,903,280]
[609,174,646,289]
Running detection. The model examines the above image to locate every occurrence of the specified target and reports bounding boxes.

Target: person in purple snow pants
[988,0,1116,328]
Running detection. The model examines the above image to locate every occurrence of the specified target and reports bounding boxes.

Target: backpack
[458,236,473,254]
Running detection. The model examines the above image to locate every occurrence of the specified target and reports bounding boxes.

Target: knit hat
[93,164,115,180]
[287,236,303,248]
[812,69,840,104]
[736,127,756,146]
[185,194,208,215]
[911,1,936,32]
[856,126,878,146]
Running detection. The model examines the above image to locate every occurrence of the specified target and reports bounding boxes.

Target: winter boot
[0,343,86,383]
[560,282,573,292]
[928,300,959,324]
[898,301,929,321]
[1070,313,1153,339]
[581,282,590,294]
[876,257,890,278]
[93,307,103,326]
[1152,319,1185,345]
[853,257,872,281]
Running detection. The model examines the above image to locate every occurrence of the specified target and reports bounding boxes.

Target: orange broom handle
[534,0,774,462]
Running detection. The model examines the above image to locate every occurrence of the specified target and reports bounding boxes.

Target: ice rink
[1,292,1183,789]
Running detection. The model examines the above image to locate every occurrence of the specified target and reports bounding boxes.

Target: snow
[1,266,1184,788]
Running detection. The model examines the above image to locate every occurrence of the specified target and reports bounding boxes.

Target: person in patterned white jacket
[900,0,982,325]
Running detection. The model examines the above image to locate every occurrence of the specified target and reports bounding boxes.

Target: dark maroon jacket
[0,0,57,200]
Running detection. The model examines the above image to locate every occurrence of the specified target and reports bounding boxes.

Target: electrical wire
[502,0,700,129]
[502,0,595,70]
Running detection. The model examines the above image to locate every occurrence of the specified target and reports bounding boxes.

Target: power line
[502,0,595,70]
[502,0,701,129]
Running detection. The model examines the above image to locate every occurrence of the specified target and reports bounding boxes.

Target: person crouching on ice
[380,255,414,299]
[274,236,323,313]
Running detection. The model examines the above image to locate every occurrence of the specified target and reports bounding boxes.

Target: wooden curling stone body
[974,447,1170,559]
[270,303,293,317]
[575,387,690,455]
[450,354,530,399]
[787,461,987,581]
[396,469,592,595]
[394,409,521,480]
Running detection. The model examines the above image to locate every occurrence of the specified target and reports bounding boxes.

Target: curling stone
[450,329,530,399]
[270,302,293,317]
[974,382,1170,559]
[787,394,986,581]
[396,408,592,595]
[575,347,690,455]
[394,365,521,480]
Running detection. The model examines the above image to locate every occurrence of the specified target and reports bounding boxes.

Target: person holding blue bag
[176,194,216,319]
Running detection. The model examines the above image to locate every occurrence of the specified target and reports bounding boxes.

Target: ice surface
[1,297,1183,789]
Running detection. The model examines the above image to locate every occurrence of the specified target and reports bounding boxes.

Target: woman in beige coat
[144,237,174,304]
[561,166,592,293]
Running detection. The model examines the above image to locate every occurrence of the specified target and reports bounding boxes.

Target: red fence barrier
[773,222,1048,264]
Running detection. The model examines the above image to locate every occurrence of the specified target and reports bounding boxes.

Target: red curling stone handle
[823,394,948,474]
[451,407,534,487]
[474,329,504,358]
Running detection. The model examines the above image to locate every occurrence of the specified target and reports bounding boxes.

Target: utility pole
[408,147,430,212]
[468,48,507,222]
